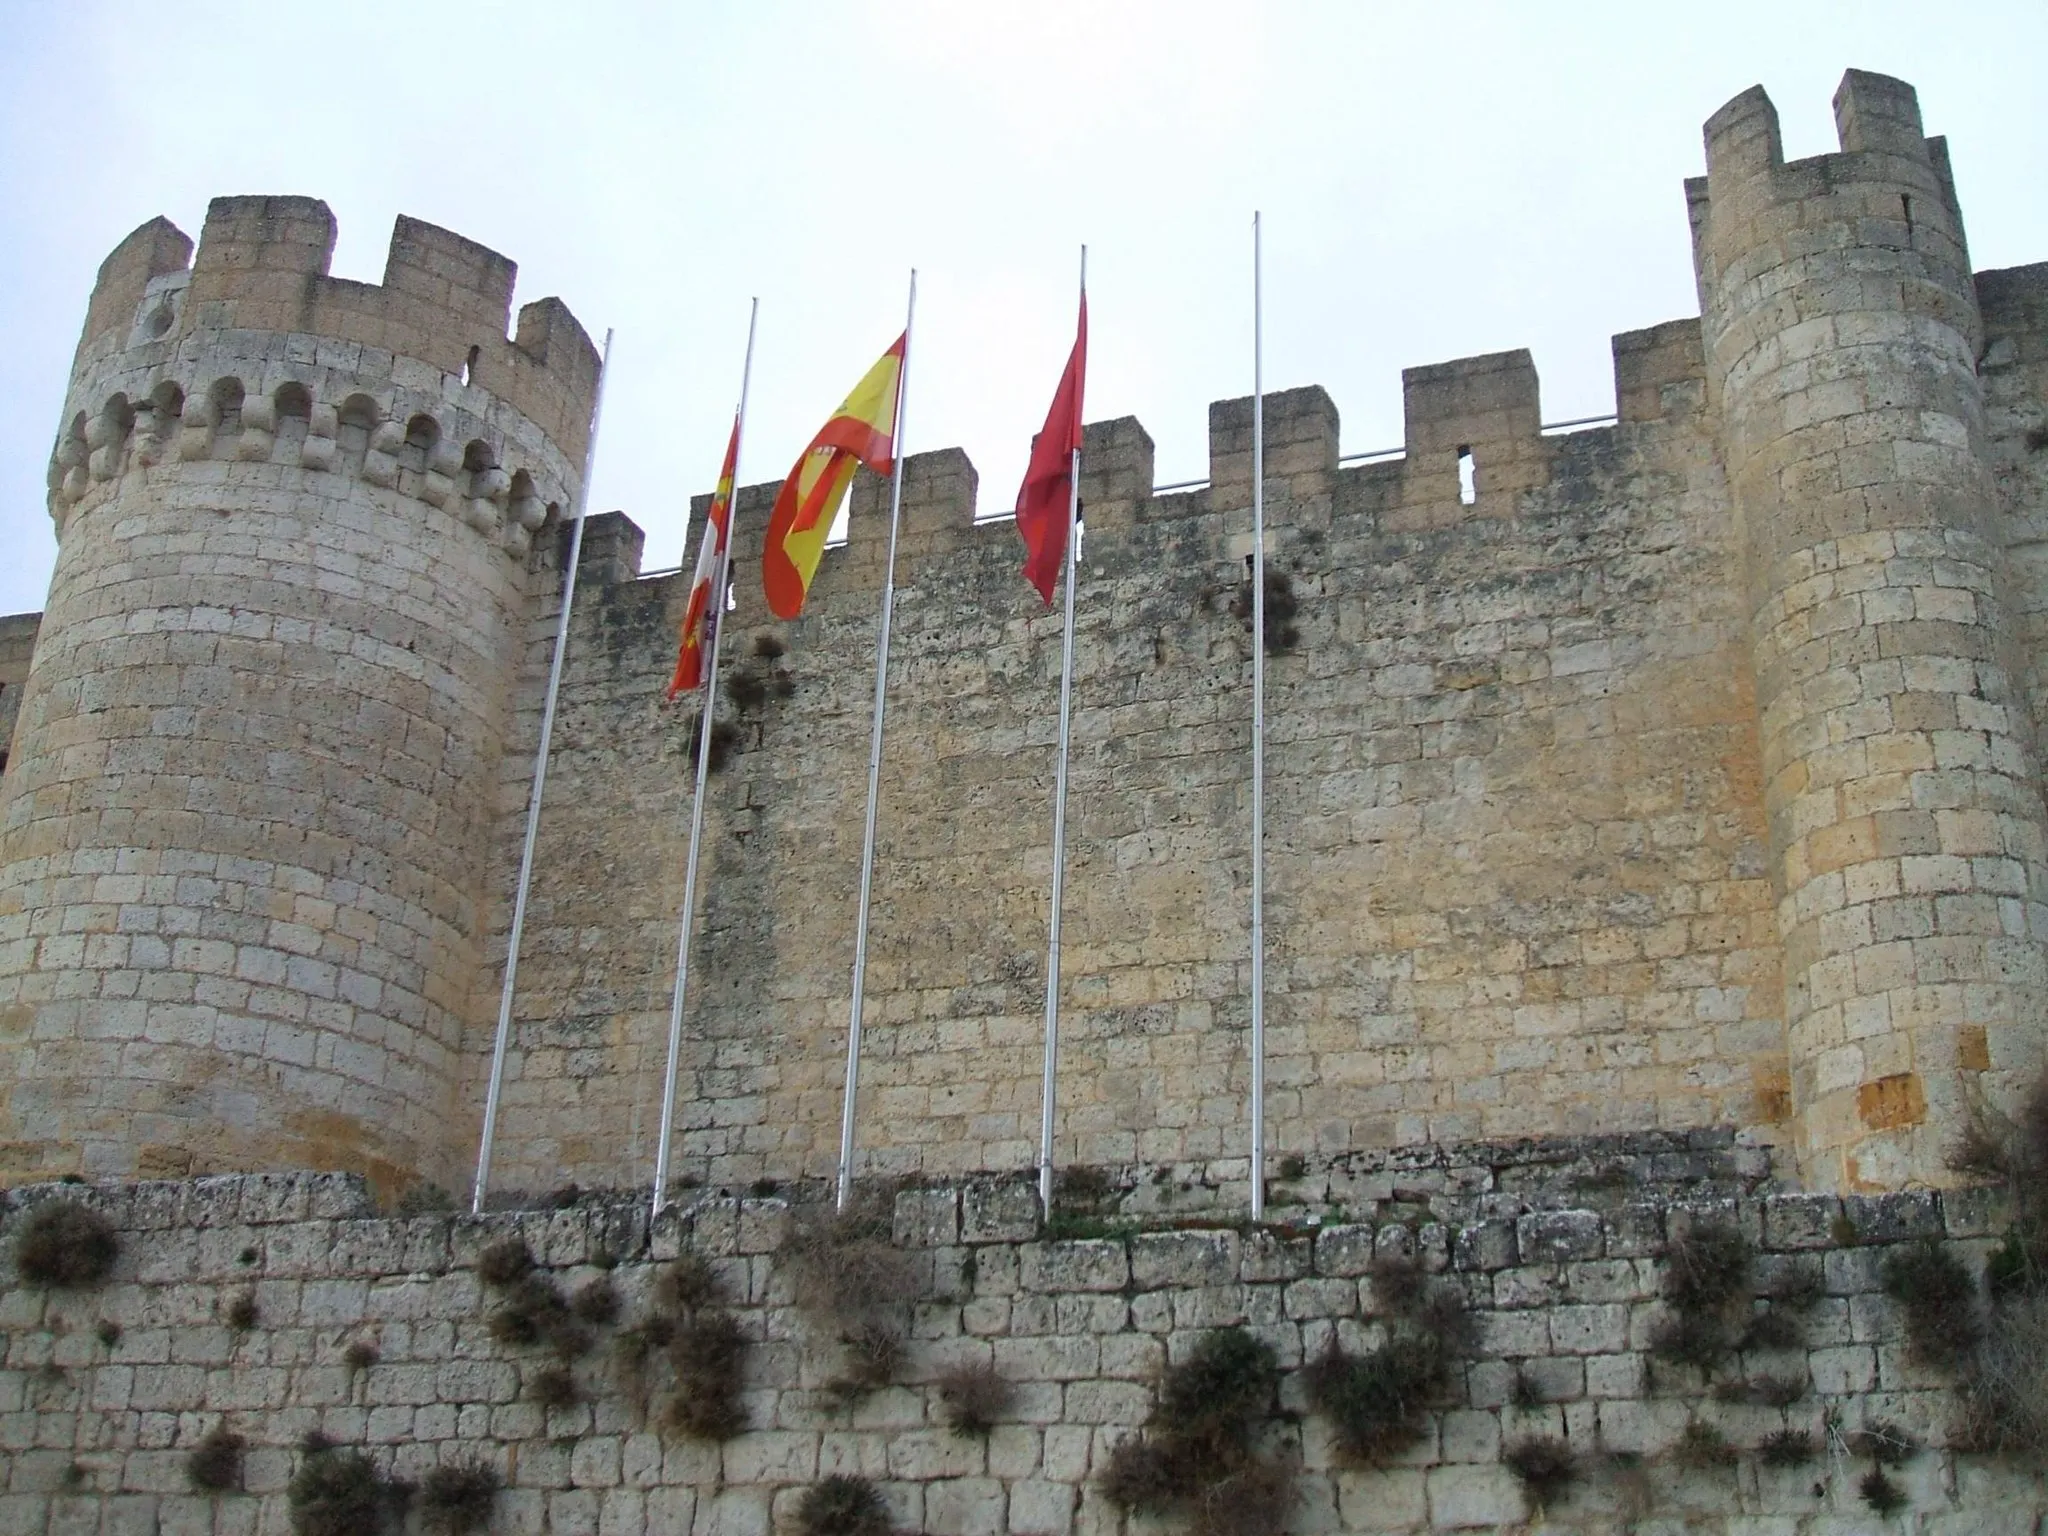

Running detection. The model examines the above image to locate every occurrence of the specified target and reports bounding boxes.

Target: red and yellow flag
[762,334,905,619]
[666,415,740,700]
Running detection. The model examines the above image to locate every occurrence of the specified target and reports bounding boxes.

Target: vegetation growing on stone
[475,1239,535,1289]
[418,1460,500,1535]
[570,1275,620,1326]
[343,1339,380,1372]
[1098,1327,1289,1532]
[1502,1435,1578,1513]
[225,1289,259,1331]
[1649,1220,1758,1373]
[184,1423,244,1492]
[1230,567,1301,652]
[793,1473,893,1536]
[527,1362,580,1408]
[1859,1466,1906,1515]
[1305,1255,1470,1465]
[395,1182,455,1216]
[1881,1241,1979,1367]
[1757,1427,1818,1467]
[783,1194,918,1401]
[1670,1418,1737,1469]
[13,1202,119,1288]
[663,1312,749,1440]
[288,1444,408,1536]
[934,1360,1014,1436]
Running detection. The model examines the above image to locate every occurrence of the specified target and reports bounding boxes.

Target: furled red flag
[1015,293,1088,604]
[665,415,741,700]
[762,334,906,619]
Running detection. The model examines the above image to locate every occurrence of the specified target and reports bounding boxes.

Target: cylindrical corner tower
[1693,73,2048,1188]
[0,195,597,1191]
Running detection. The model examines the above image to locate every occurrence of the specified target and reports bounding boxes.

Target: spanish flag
[762,334,905,619]
[665,415,741,700]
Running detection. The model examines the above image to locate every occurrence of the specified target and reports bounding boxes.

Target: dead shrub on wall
[1098,1327,1291,1535]
[13,1201,119,1288]
[1305,1254,1471,1465]
[782,1193,920,1402]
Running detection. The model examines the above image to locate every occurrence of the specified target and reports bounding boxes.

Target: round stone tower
[0,196,597,1190]
[1692,73,2048,1188]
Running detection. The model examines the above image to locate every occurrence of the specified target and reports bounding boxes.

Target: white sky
[2,2,2044,614]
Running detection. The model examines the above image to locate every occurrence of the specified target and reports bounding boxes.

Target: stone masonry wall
[476,321,1789,1198]
[1,1169,2042,1534]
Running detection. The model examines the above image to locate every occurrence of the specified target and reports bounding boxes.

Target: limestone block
[421,470,456,508]
[298,435,336,472]
[233,428,272,462]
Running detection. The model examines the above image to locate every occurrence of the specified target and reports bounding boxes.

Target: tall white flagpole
[473,328,615,1214]
[651,300,759,1220]
[1038,246,1085,1218]
[1250,213,1268,1222]
[837,272,918,1212]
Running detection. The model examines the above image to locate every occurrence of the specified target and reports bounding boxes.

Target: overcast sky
[2,2,2044,616]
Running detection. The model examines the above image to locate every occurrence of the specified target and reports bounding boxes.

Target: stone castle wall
[0,76,2043,1208]
[0,1167,2038,1535]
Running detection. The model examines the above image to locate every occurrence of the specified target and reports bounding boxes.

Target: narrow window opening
[1457,446,1476,505]
[462,345,480,386]
[1901,194,1914,237]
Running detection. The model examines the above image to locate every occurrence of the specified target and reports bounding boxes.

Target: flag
[762,334,906,619]
[1015,294,1088,604]
[666,415,741,700]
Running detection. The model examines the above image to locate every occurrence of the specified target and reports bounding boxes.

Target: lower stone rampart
[3,1168,2042,1533]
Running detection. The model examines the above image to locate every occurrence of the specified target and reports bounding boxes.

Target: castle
[3,68,2046,1209]
[2,70,2047,1536]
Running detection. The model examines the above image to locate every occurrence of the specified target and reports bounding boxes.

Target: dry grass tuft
[935,1361,1014,1436]
[1502,1435,1578,1512]
[793,1474,893,1536]
[184,1424,244,1492]
[1859,1467,1906,1515]
[1881,1242,1979,1367]
[1099,1328,1288,1528]
[14,1202,119,1288]
[1758,1427,1817,1467]
[527,1363,579,1408]
[418,1460,499,1534]
[226,1290,260,1331]
[343,1340,379,1372]
[571,1276,620,1327]
[655,1253,720,1314]
[288,1446,407,1536]
[1670,1419,1737,1469]
[475,1239,535,1289]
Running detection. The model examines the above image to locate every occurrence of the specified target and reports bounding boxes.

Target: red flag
[1015,294,1087,604]
[666,415,740,700]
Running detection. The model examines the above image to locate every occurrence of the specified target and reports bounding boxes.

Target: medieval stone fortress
[0,68,2044,1534]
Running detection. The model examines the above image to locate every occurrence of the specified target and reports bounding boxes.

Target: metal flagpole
[651,300,759,1220]
[1038,247,1085,1218]
[473,328,615,1214]
[837,272,918,1212]
[1249,214,1268,1222]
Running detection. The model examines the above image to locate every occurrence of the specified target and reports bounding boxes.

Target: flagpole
[651,300,758,1220]
[1249,213,1268,1223]
[1038,246,1085,1218]
[473,327,615,1215]
[837,271,917,1212]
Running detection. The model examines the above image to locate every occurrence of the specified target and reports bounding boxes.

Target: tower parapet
[0,197,597,1190]
[1691,72,2048,1188]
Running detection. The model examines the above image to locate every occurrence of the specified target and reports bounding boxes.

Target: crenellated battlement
[69,196,599,481]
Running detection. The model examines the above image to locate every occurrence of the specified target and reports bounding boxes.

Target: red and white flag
[666,416,741,699]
